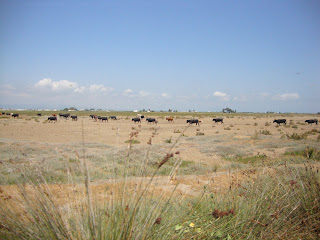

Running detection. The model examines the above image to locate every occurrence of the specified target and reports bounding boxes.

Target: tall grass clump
[162,166,320,239]
[0,124,189,240]
[285,147,320,161]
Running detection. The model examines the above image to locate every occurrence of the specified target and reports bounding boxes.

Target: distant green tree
[222,107,236,113]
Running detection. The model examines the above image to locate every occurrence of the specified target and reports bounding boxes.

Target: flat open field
[1,112,320,239]
[1,112,319,193]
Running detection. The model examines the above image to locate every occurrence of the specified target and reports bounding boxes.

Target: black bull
[187,119,200,126]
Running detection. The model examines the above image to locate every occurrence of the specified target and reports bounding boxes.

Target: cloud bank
[274,93,300,101]
[34,78,113,95]
[213,91,230,101]
[0,79,311,112]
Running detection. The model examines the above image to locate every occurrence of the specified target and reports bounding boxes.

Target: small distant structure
[222,107,236,113]
[133,110,138,113]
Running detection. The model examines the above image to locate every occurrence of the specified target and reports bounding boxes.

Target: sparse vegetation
[1,112,320,239]
[164,136,172,143]
[284,146,320,161]
[286,132,307,140]
[259,129,271,135]
[125,139,140,144]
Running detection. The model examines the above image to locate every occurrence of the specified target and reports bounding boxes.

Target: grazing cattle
[213,118,223,124]
[71,115,78,121]
[132,117,141,123]
[187,119,200,126]
[273,119,287,125]
[99,117,108,122]
[48,116,57,122]
[2,112,5,115]
[59,113,70,119]
[146,118,158,124]
[166,117,174,123]
[37,113,42,116]
[6,113,11,115]
[305,119,318,125]
[109,116,117,120]
[90,114,97,119]
[12,113,19,118]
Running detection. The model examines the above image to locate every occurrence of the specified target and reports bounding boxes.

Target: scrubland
[0,112,319,239]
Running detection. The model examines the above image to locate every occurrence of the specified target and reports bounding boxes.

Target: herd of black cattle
[1,112,318,126]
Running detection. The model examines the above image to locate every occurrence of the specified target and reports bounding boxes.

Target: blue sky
[1,0,319,112]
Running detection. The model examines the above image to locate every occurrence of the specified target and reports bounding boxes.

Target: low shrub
[125,139,140,144]
[259,130,271,135]
[286,132,307,140]
[227,154,267,164]
[164,136,172,143]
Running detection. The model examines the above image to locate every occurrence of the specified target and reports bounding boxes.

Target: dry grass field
[1,112,319,239]
[1,112,319,195]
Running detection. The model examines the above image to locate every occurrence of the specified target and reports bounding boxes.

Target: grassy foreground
[1,153,319,239]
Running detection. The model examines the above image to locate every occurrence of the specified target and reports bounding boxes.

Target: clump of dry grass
[286,132,307,140]
[259,129,271,135]
[164,136,172,143]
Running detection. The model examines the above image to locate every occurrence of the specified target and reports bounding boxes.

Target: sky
[1,0,319,113]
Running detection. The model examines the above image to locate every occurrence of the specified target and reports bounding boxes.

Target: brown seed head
[154,217,162,225]
[158,153,174,168]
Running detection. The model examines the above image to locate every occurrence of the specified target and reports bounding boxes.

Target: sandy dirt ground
[0,114,319,200]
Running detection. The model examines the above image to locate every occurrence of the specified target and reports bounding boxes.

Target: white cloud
[213,91,227,97]
[88,84,113,94]
[213,91,230,100]
[34,79,113,95]
[74,86,86,93]
[138,91,150,97]
[161,93,169,98]
[52,80,78,91]
[34,78,52,88]
[123,89,133,96]
[34,78,78,91]
[274,93,300,100]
